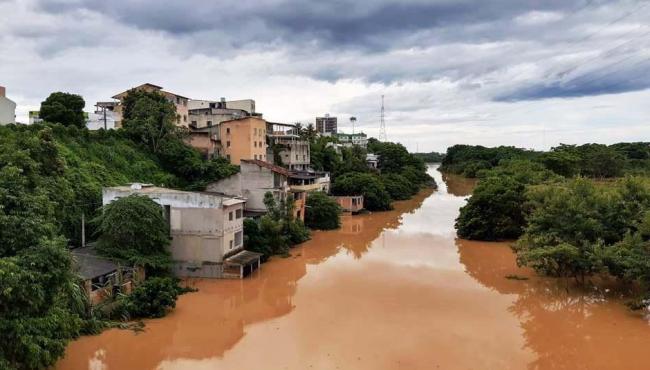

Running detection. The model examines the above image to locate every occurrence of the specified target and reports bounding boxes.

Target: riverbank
[56,165,650,370]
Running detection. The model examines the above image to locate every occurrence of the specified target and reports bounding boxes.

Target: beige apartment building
[102,184,261,279]
[0,86,16,125]
[109,83,190,128]
[219,117,268,164]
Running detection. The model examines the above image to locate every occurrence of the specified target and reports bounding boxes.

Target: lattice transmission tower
[379,95,388,142]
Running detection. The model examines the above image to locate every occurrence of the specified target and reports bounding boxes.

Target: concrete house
[0,86,16,125]
[336,132,368,149]
[268,122,311,171]
[102,184,261,279]
[72,246,144,304]
[207,159,308,221]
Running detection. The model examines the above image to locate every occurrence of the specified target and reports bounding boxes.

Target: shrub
[121,277,180,318]
[305,192,341,230]
[332,172,392,211]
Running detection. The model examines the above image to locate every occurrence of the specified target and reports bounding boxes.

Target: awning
[225,250,264,266]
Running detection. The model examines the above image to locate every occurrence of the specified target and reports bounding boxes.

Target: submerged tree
[305,192,341,230]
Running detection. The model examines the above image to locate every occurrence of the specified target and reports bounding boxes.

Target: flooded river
[57,165,650,370]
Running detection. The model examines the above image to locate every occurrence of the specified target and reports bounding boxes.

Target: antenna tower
[379,95,387,141]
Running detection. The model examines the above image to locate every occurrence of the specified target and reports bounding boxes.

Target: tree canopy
[93,194,171,272]
[39,92,86,128]
[305,192,341,230]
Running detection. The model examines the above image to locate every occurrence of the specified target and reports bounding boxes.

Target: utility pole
[81,212,86,247]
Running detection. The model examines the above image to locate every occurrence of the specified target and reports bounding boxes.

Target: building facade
[0,86,16,125]
[102,184,256,278]
[268,122,311,171]
[219,117,268,164]
[207,160,307,222]
[315,114,337,134]
[336,132,368,148]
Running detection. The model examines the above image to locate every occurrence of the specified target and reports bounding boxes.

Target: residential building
[110,83,190,128]
[102,184,260,279]
[87,102,119,130]
[316,114,337,134]
[219,117,268,164]
[206,159,308,222]
[187,125,220,158]
[288,171,330,193]
[189,98,256,115]
[268,122,310,171]
[333,195,364,214]
[336,132,368,148]
[29,111,43,125]
[366,153,380,169]
[0,86,16,125]
[72,246,144,304]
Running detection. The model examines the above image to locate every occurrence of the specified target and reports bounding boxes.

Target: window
[254,128,257,136]
[229,240,233,249]
[207,120,212,127]
[254,141,257,148]
[226,154,231,161]
[229,211,233,221]
[183,115,187,122]
[236,209,242,219]
[191,120,197,126]
[227,141,231,148]
[226,128,230,134]
[295,154,299,160]
[234,231,243,247]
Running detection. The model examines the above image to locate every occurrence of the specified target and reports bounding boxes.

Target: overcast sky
[1,0,649,152]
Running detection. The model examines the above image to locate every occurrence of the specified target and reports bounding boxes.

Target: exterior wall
[102,187,245,278]
[86,111,117,130]
[189,109,244,130]
[276,137,310,171]
[316,116,337,134]
[0,93,16,125]
[334,196,364,213]
[226,99,255,114]
[219,117,268,164]
[187,131,218,158]
[207,163,290,213]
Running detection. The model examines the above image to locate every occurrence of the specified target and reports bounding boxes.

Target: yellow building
[219,117,268,164]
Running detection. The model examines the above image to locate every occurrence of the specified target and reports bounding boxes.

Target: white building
[336,132,368,148]
[102,184,261,279]
[0,86,16,125]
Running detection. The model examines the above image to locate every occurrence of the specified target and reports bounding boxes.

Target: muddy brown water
[57,165,650,370]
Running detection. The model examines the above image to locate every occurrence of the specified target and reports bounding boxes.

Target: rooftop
[71,246,118,280]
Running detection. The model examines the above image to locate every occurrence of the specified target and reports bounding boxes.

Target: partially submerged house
[102,184,261,279]
[72,246,143,304]
[333,195,364,214]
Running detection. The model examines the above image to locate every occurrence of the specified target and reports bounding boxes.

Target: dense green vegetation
[40,92,86,128]
[450,143,650,308]
[326,139,436,211]
[305,192,342,230]
[0,90,238,369]
[413,151,445,163]
[243,192,310,259]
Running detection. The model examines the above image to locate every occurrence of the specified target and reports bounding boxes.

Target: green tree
[381,173,418,200]
[332,172,392,211]
[305,192,341,230]
[93,194,171,272]
[121,89,179,153]
[456,175,527,240]
[39,92,86,128]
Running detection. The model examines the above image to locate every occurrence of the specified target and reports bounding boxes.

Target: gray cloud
[2,0,650,152]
